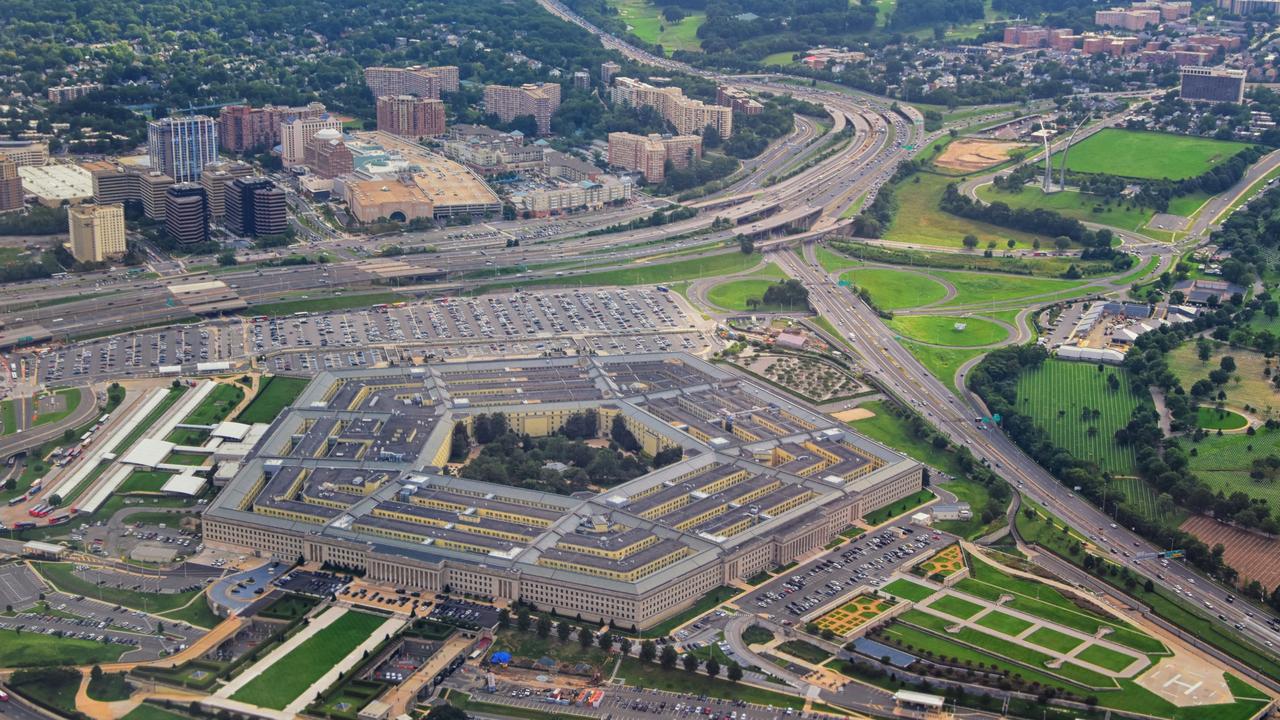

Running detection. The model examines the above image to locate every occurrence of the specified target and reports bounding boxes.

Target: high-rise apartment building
[483,83,562,136]
[147,116,218,183]
[218,102,328,153]
[573,71,591,90]
[376,96,447,138]
[67,203,126,263]
[1180,66,1247,103]
[1095,8,1161,30]
[225,177,287,238]
[280,115,344,167]
[611,77,733,138]
[607,132,702,183]
[164,184,210,246]
[601,61,621,86]
[200,160,255,220]
[716,86,764,115]
[47,83,102,104]
[303,130,355,178]
[0,155,23,213]
[363,66,460,99]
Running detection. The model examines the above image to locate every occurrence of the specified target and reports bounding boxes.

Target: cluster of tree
[1198,176,1280,288]
[969,343,1245,585]
[0,206,67,236]
[559,410,599,440]
[853,159,920,238]
[756,278,811,311]
[586,205,699,236]
[888,0,984,30]
[654,153,740,195]
[0,246,63,284]
[550,94,671,143]
[459,429,650,494]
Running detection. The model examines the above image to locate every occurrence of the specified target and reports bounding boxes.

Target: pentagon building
[204,353,922,628]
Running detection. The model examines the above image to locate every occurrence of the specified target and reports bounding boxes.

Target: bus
[6,496,23,506]
[293,311,309,318]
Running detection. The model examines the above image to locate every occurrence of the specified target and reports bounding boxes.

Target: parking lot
[0,563,44,610]
[32,288,711,382]
[0,591,203,661]
[742,526,955,623]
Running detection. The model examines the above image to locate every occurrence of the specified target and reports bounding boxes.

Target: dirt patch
[1181,514,1280,590]
[935,139,1030,174]
[833,408,874,422]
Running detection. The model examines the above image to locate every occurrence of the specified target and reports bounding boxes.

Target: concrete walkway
[215,605,349,699]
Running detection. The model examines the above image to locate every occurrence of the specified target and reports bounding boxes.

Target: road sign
[838,280,851,287]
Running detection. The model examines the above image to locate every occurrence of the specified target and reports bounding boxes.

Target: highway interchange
[1,2,1279,713]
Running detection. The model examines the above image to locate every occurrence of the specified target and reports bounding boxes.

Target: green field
[863,488,934,525]
[760,50,802,67]
[706,263,806,312]
[975,609,1033,636]
[849,401,964,477]
[934,270,1082,308]
[926,594,984,619]
[122,705,189,720]
[1054,129,1252,181]
[899,340,985,394]
[1076,643,1139,673]
[248,292,405,317]
[976,185,1154,232]
[165,383,244,445]
[231,611,385,709]
[1014,359,1151,475]
[34,562,212,621]
[887,315,1008,347]
[814,246,862,273]
[607,0,705,54]
[839,267,948,310]
[882,578,936,603]
[237,375,309,424]
[1110,476,1182,526]
[118,469,175,494]
[884,172,1046,250]
[1187,428,1280,511]
[1168,344,1273,415]
[1025,626,1084,653]
[1198,406,1249,430]
[0,628,131,667]
[32,387,82,427]
[541,252,760,289]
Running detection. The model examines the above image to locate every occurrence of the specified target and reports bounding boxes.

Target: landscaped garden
[814,594,895,637]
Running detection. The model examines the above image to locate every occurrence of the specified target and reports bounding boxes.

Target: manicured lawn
[87,671,133,701]
[248,292,405,317]
[645,586,739,636]
[839,268,948,310]
[33,562,210,619]
[166,383,244,445]
[617,658,805,709]
[934,270,1082,308]
[237,375,309,423]
[976,185,1155,232]
[814,246,862,273]
[887,315,1009,347]
[1014,359,1152,475]
[898,340,985,394]
[607,0,705,54]
[849,401,964,477]
[231,611,386,710]
[112,387,186,454]
[0,628,131,667]
[1053,129,1252,181]
[933,480,1001,540]
[706,264,806,312]
[546,252,760,288]
[32,387,82,427]
[122,705,190,720]
[157,593,222,629]
[1,398,16,435]
[1197,406,1248,430]
[862,489,934,525]
[760,50,802,67]
[1187,427,1280,512]
[975,609,1033,636]
[926,594,984,620]
[1076,643,1139,673]
[742,625,775,645]
[884,172,1045,250]
[777,639,831,664]
[166,451,209,465]
[882,578,937,603]
[1168,345,1271,415]
[117,469,175,494]
[1026,626,1084,653]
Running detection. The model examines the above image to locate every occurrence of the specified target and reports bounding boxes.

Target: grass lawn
[863,488,934,525]
[898,340,985,394]
[166,383,244,445]
[617,658,804,709]
[112,387,186,454]
[1197,406,1248,430]
[976,185,1154,232]
[1026,626,1084,653]
[743,625,775,645]
[760,50,802,67]
[236,375,309,423]
[165,451,209,465]
[247,292,405,317]
[1076,643,1139,672]
[975,609,1034,636]
[848,401,964,477]
[887,315,1009,347]
[926,594,984,619]
[839,267,948,310]
[1187,427,1280,513]
[934,270,1083,308]
[1168,344,1272,417]
[0,628,131,667]
[33,562,210,619]
[815,246,862,273]
[122,705,190,720]
[777,639,831,664]
[32,387,82,427]
[882,578,937,603]
[1054,129,1252,181]
[706,264,807,312]
[87,671,134,701]
[933,480,1001,539]
[884,172,1045,250]
[8,667,82,715]
[117,469,174,494]
[231,611,385,710]
[491,628,611,669]
[540,252,759,289]
[645,586,738,636]
[1,398,16,435]
[607,0,705,54]
[1014,359,1151,475]
[156,593,222,629]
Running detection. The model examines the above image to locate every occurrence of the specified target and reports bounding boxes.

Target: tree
[516,609,531,632]
[578,627,594,648]
[727,661,743,683]
[557,620,573,642]
[537,616,551,639]
[217,250,237,266]
[639,640,657,663]
[598,632,612,651]
[702,125,722,149]
[1006,239,1016,250]
[705,658,720,679]
[91,665,103,682]
[738,235,754,254]
[1054,236,1071,252]
[619,637,633,656]
[962,234,979,250]
[660,644,678,670]
[497,608,510,630]
[683,653,700,672]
